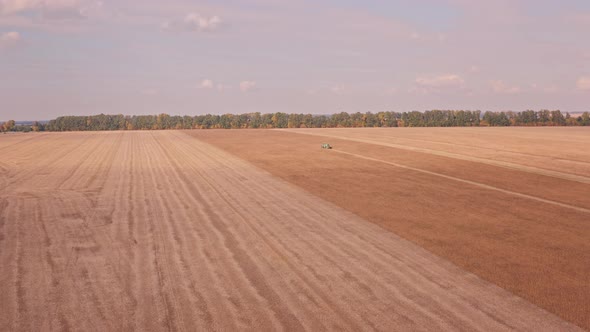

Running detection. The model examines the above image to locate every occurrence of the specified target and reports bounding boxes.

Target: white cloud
[198,80,231,92]
[469,65,480,73]
[0,0,87,20]
[239,80,256,92]
[0,30,21,49]
[200,79,214,89]
[415,74,464,88]
[490,80,521,94]
[576,76,590,91]
[409,31,446,43]
[163,12,221,32]
[184,12,220,31]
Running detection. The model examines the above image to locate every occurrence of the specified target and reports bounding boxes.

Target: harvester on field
[321,143,332,149]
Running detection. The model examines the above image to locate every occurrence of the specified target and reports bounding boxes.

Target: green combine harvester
[321,143,332,149]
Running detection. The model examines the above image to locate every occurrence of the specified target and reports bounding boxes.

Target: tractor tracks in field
[338,129,590,165]
[328,149,590,215]
[286,130,590,185]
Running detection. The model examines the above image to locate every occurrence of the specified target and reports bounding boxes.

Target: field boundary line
[330,149,590,214]
[285,130,590,185]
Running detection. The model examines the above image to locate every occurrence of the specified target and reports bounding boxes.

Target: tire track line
[346,130,590,165]
[286,130,590,185]
[132,132,167,331]
[328,149,590,214]
[142,133,181,332]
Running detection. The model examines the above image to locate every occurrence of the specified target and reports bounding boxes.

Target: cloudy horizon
[1,0,589,121]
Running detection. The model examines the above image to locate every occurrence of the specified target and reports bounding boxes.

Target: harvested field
[290,127,590,180]
[0,131,582,331]
[190,127,590,330]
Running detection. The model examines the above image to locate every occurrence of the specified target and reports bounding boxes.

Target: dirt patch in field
[188,129,590,330]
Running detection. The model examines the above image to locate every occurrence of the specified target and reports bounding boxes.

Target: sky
[0,0,589,120]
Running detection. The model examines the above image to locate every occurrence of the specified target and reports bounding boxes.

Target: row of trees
[3,110,589,132]
[44,111,480,130]
[0,120,46,133]
[481,110,588,126]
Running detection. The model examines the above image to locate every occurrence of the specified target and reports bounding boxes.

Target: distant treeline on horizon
[2,110,590,132]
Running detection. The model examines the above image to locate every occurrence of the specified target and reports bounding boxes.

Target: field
[0,129,588,331]
[190,127,590,330]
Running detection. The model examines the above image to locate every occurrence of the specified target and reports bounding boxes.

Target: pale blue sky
[0,0,589,120]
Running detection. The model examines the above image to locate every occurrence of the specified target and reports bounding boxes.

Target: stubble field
[191,127,590,330]
[0,128,588,331]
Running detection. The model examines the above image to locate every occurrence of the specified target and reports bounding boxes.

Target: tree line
[2,110,589,132]
[0,120,46,133]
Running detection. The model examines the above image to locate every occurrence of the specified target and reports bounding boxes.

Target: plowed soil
[0,131,582,331]
[189,127,590,330]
